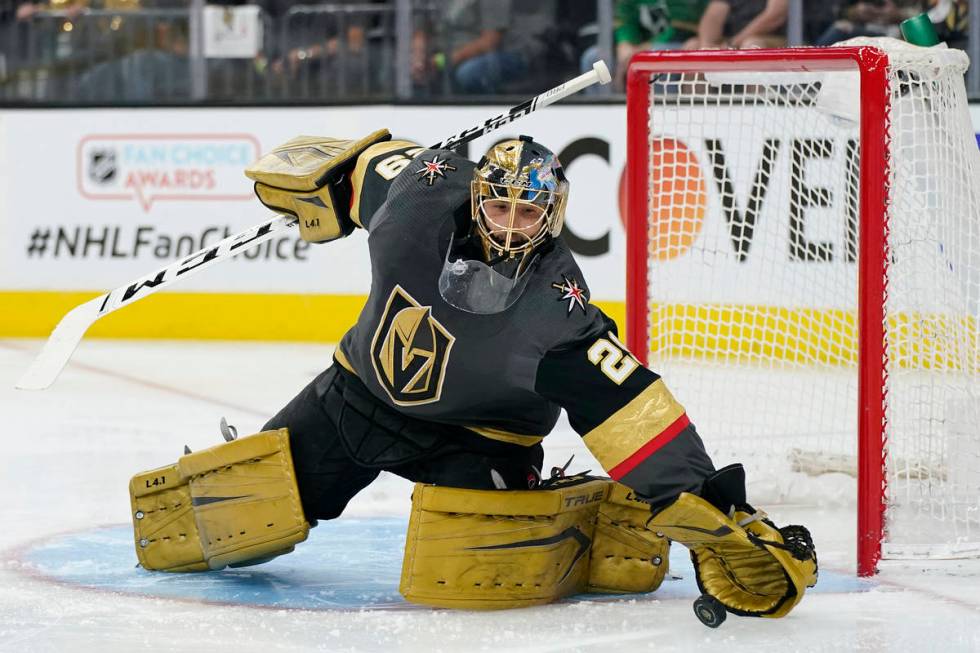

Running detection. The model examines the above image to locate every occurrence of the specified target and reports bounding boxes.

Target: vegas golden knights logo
[370,285,455,406]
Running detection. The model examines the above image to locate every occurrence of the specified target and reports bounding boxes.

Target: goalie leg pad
[587,483,670,594]
[649,492,817,618]
[130,429,310,572]
[179,428,310,570]
[400,478,612,610]
[130,464,208,572]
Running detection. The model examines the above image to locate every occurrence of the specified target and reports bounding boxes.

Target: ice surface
[14,521,869,611]
[1,338,979,652]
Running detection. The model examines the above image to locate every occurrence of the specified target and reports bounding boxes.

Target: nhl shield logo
[88,149,117,184]
[370,285,455,406]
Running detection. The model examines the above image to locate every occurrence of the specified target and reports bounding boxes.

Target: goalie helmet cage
[625,42,980,577]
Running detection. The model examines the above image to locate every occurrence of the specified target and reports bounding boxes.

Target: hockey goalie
[128,130,816,625]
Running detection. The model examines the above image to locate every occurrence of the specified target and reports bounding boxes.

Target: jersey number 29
[375,147,426,180]
[587,333,639,385]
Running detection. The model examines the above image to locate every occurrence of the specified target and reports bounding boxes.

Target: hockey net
[625,39,980,575]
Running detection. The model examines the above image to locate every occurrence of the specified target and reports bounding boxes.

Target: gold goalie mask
[439,136,569,315]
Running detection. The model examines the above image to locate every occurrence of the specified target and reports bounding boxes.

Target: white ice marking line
[0,341,266,418]
[870,572,980,614]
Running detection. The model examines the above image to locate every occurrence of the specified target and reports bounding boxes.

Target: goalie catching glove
[648,463,817,624]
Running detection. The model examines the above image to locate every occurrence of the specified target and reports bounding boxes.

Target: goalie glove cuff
[698,463,747,515]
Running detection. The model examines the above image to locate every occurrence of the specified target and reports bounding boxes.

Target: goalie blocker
[245,129,392,243]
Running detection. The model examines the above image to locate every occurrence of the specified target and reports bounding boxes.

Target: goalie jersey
[334,141,714,505]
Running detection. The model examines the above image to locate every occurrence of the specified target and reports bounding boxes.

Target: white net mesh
[636,39,980,560]
[867,38,980,558]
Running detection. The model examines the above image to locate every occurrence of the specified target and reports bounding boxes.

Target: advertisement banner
[0,106,628,300]
[2,103,979,339]
[647,104,861,310]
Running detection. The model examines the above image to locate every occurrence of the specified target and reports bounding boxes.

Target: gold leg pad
[179,429,310,571]
[130,464,208,572]
[129,428,310,572]
[400,478,612,610]
[587,483,669,594]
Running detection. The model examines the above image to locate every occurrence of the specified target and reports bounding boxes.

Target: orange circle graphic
[649,137,706,261]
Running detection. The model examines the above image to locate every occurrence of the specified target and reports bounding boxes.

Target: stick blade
[15,297,103,390]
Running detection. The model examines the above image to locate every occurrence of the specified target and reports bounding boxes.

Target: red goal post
[625,44,979,577]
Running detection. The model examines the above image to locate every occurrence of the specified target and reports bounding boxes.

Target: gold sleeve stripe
[465,426,545,447]
[333,346,358,376]
[349,139,419,227]
[607,413,690,481]
[581,379,687,475]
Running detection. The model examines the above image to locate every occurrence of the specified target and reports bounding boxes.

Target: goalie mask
[439,136,569,314]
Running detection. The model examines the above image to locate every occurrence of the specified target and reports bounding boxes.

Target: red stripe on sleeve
[607,413,691,480]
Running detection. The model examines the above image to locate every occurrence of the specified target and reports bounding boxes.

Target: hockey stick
[15,61,612,391]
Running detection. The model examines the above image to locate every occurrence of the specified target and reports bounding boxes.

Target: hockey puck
[693,594,727,628]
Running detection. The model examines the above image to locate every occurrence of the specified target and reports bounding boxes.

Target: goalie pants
[263,363,545,522]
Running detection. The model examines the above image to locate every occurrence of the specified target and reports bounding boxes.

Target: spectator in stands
[814,1,968,47]
[625,0,709,51]
[5,0,128,101]
[931,0,968,48]
[804,2,845,43]
[12,0,84,22]
[75,7,191,101]
[580,0,708,91]
[412,0,556,95]
[813,1,925,46]
[17,2,77,20]
[276,28,366,76]
[270,0,385,78]
[684,0,788,49]
[0,3,12,83]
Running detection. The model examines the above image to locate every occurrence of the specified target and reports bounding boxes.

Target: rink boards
[2,104,980,343]
[0,106,628,340]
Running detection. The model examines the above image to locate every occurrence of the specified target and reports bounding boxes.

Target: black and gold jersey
[335,142,714,504]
